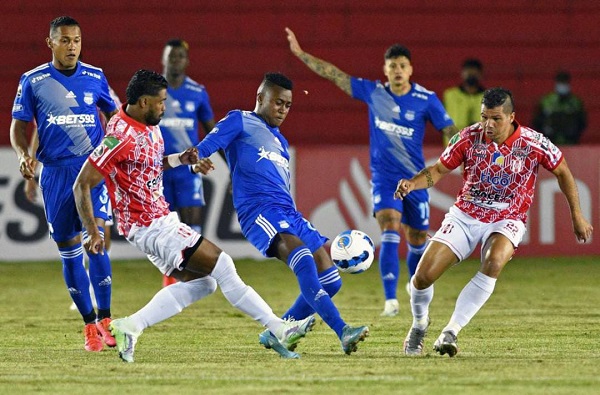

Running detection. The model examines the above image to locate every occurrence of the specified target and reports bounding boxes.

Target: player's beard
[146,110,163,126]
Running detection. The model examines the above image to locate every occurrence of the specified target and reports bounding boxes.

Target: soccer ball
[330,230,375,274]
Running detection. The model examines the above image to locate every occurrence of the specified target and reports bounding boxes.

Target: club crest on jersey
[404,110,415,121]
[510,158,524,173]
[185,101,195,112]
[84,92,94,105]
[473,143,486,157]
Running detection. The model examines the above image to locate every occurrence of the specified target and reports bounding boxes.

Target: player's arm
[73,160,106,254]
[441,125,459,146]
[394,160,451,200]
[24,127,40,202]
[102,108,118,122]
[163,147,202,171]
[551,159,593,242]
[10,118,36,180]
[285,27,352,96]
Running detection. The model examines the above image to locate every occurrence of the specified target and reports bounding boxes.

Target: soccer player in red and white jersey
[395,87,593,357]
[73,69,315,362]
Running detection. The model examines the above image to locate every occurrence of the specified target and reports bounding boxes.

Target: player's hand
[24,178,39,203]
[285,27,303,56]
[179,147,199,165]
[572,215,593,243]
[394,179,414,200]
[83,232,105,255]
[18,156,36,180]
[192,158,215,175]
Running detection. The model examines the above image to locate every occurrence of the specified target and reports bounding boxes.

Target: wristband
[167,153,182,168]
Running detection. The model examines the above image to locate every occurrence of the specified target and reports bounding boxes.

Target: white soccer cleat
[380,299,399,317]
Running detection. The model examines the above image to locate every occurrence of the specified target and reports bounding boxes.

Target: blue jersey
[12,61,116,166]
[160,76,214,155]
[351,78,453,181]
[196,110,295,230]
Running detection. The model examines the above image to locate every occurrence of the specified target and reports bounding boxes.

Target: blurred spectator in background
[532,71,587,145]
[443,58,485,135]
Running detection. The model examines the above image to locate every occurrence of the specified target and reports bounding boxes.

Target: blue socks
[287,246,346,337]
[407,241,427,279]
[59,243,94,322]
[379,230,400,300]
[86,226,112,315]
[282,266,342,320]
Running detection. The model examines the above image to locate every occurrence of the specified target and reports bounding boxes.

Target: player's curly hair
[384,44,411,61]
[483,87,515,114]
[126,69,168,104]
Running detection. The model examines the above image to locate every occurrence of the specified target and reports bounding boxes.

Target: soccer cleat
[259,331,300,359]
[380,299,399,317]
[84,323,103,352]
[403,319,430,356]
[278,316,316,351]
[433,331,459,357]
[341,325,369,355]
[109,318,141,363]
[96,317,117,347]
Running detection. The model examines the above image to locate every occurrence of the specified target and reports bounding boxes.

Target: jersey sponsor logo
[46,113,97,127]
[480,171,510,190]
[12,104,23,112]
[31,73,50,84]
[491,152,505,166]
[84,92,94,105]
[160,117,195,129]
[411,92,428,100]
[448,133,462,147]
[375,116,415,138]
[256,146,289,168]
[81,70,101,80]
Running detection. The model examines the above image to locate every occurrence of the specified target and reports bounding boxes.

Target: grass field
[1,256,599,394]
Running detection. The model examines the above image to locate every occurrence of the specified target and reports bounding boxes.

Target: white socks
[409,277,434,330]
[443,271,496,335]
[209,252,282,334]
[128,276,218,333]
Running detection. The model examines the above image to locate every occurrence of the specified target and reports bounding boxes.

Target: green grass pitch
[0,256,599,394]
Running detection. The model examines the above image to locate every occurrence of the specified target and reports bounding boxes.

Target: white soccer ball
[330,230,375,274]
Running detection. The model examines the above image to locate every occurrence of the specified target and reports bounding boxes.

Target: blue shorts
[40,162,112,243]
[244,206,328,257]
[163,166,205,210]
[371,177,430,231]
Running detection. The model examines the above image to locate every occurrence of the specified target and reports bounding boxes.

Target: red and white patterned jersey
[440,121,563,223]
[88,106,170,237]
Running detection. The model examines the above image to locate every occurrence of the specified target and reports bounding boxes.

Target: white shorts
[126,212,201,275]
[431,206,526,262]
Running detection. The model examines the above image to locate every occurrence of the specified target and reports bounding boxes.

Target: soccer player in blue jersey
[160,38,217,287]
[285,28,458,317]
[10,16,118,352]
[193,72,369,355]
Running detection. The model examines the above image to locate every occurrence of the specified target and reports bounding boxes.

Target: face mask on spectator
[555,83,570,96]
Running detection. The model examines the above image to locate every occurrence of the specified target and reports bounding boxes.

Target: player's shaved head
[258,72,293,94]
[49,16,79,36]
[483,87,514,114]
